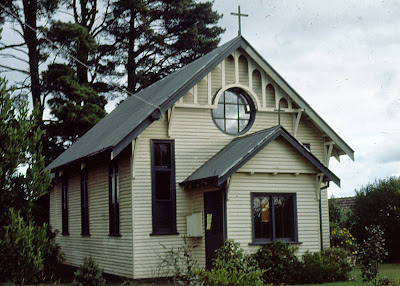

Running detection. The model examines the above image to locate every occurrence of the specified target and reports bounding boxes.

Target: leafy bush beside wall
[302,247,353,284]
[253,241,302,285]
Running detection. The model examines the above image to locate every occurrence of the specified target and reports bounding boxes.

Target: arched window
[212,87,256,135]
[279,98,289,109]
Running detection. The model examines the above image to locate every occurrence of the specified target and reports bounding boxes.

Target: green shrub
[41,227,64,281]
[329,198,354,230]
[156,237,200,286]
[73,257,106,286]
[196,266,264,286]
[0,209,55,285]
[330,227,358,255]
[351,177,400,262]
[379,277,400,286]
[197,240,266,286]
[253,241,302,284]
[302,247,353,283]
[358,225,388,285]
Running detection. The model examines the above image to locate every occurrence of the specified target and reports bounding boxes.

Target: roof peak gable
[181,125,340,188]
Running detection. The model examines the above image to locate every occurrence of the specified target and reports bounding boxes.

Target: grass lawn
[7,264,400,285]
[296,264,400,286]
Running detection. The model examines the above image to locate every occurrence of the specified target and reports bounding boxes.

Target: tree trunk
[127,7,136,94]
[23,0,43,121]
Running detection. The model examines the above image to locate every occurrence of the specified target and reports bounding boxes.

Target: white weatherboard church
[48,34,354,278]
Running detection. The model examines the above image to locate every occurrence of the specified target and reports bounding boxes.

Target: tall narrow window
[61,175,69,235]
[151,140,177,235]
[252,193,297,243]
[109,160,119,236]
[81,170,89,236]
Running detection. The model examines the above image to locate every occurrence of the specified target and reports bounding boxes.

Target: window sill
[62,232,69,236]
[150,232,179,236]
[249,241,302,246]
[81,233,90,237]
[108,233,121,237]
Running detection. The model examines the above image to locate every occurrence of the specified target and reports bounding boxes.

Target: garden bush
[358,225,388,285]
[330,227,358,255]
[73,257,106,286]
[253,241,302,284]
[351,177,400,262]
[0,208,63,285]
[197,240,266,286]
[156,237,200,286]
[302,247,353,283]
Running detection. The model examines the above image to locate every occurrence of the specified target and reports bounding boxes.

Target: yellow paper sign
[206,214,212,230]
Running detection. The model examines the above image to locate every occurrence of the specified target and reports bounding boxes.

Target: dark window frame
[251,193,298,244]
[81,170,90,236]
[151,140,177,235]
[61,175,69,235]
[212,87,256,136]
[108,160,120,236]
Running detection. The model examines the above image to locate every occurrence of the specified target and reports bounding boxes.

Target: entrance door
[204,190,225,269]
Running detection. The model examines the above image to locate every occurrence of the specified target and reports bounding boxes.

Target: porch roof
[180,125,340,188]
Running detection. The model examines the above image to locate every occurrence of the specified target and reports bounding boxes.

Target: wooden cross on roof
[231,5,248,36]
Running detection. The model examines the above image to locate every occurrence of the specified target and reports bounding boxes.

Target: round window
[212,88,255,135]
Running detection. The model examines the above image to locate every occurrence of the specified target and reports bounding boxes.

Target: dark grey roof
[48,35,354,171]
[180,125,340,187]
[47,36,246,171]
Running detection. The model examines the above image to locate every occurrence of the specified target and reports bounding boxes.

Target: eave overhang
[180,126,340,189]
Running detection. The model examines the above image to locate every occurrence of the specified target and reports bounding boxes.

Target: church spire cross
[231,5,248,36]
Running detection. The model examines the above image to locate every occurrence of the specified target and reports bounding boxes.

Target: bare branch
[0,42,26,51]
[92,0,111,37]
[11,26,25,39]
[1,53,29,64]
[0,64,29,75]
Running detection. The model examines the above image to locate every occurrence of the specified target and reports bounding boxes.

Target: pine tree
[42,63,107,160]
[107,0,225,93]
[0,0,59,122]
[42,19,108,160]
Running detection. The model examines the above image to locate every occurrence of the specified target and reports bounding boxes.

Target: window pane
[238,104,250,119]
[261,197,271,239]
[214,119,224,130]
[254,196,271,239]
[213,104,224,118]
[225,119,238,134]
[212,88,255,135]
[155,171,171,200]
[155,201,173,230]
[224,90,237,103]
[155,143,171,167]
[218,94,225,103]
[274,196,293,239]
[225,104,238,119]
[239,120,248,132]
[253,197,262,239]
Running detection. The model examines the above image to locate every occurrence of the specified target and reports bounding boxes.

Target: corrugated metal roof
[47,36,244,170]
[47,35,354,171]
[181,125,340,187]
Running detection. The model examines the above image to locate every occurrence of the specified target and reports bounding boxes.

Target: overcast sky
[2,0,399,198]
[212,0,400,197]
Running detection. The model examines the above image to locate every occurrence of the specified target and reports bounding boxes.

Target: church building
[48,35,354,279]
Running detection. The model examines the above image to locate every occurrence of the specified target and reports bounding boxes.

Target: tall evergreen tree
[42,63,107,161]
[40,0,113,161]
[0,0,59,122]
[107,0,225,93]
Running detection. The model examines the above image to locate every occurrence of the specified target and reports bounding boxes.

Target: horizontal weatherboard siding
[49,151,133,278]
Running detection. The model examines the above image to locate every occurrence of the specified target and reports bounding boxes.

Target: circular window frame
[211,86,256,136]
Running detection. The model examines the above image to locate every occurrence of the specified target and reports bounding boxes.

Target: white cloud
[215,0,400,197]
